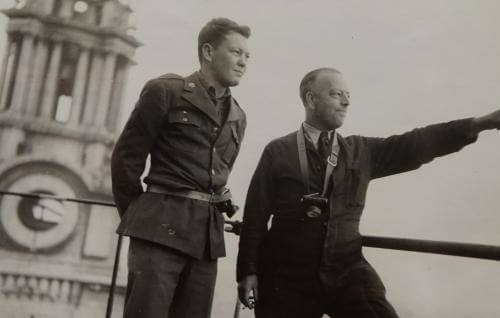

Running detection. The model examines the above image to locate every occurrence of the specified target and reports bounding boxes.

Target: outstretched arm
[369,116,481,179]
[369,109,500,180]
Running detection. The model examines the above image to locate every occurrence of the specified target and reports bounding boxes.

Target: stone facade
[0,1,139,316]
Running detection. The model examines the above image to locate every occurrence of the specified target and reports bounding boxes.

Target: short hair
[299,68,341,105]
[198,18,251,63]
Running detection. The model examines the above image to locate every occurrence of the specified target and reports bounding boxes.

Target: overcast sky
[1,1,500,317]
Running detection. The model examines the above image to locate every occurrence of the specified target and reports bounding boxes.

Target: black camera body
[216,200,239,218]
[300,193,328,218]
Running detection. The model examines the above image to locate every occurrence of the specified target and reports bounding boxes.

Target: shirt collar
[302,121,335,150]
[197,71,231,99]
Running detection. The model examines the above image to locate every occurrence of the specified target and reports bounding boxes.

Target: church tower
[0,0,139,317]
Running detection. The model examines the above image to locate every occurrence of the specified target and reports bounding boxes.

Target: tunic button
[182,110,187,114]
[213,127,218,132]
[211,169,216,175]
[182,117,188,122]
[168,229,176,235]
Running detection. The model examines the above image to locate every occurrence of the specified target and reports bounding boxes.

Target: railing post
[106,234,123,318]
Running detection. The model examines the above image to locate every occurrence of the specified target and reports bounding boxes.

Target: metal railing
[1,190,499,318]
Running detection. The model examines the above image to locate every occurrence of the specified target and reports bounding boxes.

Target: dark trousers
[255,267,399,318]
[124,238,217,318]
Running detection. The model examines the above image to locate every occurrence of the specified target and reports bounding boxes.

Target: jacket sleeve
[369,118,478,179]
[111,79,171,216]
[236,145,275,281]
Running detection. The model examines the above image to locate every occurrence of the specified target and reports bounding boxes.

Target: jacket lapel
[332,134,353,189]
[226,97,243,122]
[181,72,220,125]
[337,134,354,168]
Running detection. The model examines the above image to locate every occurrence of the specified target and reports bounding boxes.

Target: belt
[146,184,232,203]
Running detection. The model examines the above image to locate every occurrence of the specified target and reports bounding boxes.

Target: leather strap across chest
[297,126,340,197]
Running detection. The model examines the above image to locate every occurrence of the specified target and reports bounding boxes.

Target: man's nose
[341,93,350,107]
[237,55,247,68]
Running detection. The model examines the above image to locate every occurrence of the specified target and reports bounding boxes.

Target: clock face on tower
[0,170,80,251]
[18,191,67,231]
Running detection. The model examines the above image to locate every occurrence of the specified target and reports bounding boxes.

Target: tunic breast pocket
[166,109,203,153]
[221,124,240,165]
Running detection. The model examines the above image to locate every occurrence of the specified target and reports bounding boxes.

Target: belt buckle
[327,153,338,166]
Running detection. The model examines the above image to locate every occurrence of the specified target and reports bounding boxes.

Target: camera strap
[297,125,340,197]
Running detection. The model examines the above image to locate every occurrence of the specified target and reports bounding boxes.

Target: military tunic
[111,71,246,318]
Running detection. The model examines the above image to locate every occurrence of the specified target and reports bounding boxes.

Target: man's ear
[201,43,214,63]
[305,91,316,110]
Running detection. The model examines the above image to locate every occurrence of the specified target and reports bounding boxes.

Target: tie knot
[319,131,329,144]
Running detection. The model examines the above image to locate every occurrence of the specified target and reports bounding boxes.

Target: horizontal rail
[1,190,499,261]
[0,190,116,207]
[363,235,500,261]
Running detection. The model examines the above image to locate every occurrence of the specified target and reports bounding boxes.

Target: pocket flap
[168,110,201,127]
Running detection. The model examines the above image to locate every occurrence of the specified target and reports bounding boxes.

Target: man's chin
[327,120,344,130]
[227,78,241,87]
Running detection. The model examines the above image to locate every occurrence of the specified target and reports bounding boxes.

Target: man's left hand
[472,109,500,133]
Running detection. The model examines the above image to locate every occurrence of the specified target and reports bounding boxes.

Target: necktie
[318,131,331,160]
[208,88,228,123]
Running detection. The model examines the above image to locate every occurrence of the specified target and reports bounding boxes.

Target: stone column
[59,0,74,18]
[25,38,50,117]
[10,33,35,113]
[94,50,117,128]
[0,37,12,106]
[107,60,130,132]
[82,51,104,125]
[69,46,90,126]
[84,4,97,24]
[40,41,63,119]
[0,40,17,111]
[40,0,56,15]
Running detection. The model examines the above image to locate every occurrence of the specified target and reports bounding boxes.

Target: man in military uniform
[236,67,500,318]
[111,18,250,318]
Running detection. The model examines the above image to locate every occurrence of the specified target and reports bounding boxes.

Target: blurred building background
[0,0,139,317]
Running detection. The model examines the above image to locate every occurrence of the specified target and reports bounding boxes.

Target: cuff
[236,261,258,282]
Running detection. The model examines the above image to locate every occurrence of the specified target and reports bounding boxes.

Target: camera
[300,193,328,218]
[216,200,239,218]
